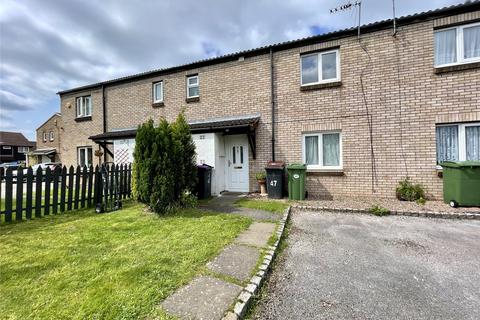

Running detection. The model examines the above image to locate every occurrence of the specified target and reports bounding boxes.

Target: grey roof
[89,114,261,141]
[58,1,480,95]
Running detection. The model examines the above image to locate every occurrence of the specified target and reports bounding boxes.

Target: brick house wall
[36,113,63,162]
[57,8,480,199]
[60,88,104,167]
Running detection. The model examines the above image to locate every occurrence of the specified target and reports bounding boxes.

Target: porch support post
[247,126,256,160]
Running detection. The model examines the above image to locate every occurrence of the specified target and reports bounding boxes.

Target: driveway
[253,210,480,320]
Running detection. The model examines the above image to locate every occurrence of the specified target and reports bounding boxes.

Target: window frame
[75,95,92,118]
[434,21,480,67]
[436,122,480,165]
[186,75,200,98]
[152,81,164,103]
[302,131,343,170]
[300,48,341,86]
[77,146,93,167]
[43,132,47,142]
[49,131,54,141]
[18,146,29,153]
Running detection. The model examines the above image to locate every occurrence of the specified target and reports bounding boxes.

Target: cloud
[0,0,462,139]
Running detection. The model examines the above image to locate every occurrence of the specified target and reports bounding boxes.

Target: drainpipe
[102,84,107,164]
[270,47,276,161]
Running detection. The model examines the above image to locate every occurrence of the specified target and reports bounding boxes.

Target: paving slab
[162,275,242,320]
[235,222,276,247]
[207,244,261,281]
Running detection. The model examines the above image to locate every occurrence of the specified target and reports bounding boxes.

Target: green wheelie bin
[287,163,307,200]
[441,161,480,208]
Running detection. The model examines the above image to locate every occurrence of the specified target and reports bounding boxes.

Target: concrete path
[199,193,281,221]
[161,197,277,319]
[253,210,480,320]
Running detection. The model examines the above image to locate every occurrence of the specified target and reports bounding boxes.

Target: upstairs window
[43,132,47,142]
[186,75,199,98]
[436,122,480,163]
[18,146,29,153]
[303,132,342,170]
[76,95,92,118]
[49,131,54,141]
[153,81,164,103]
[301,49,340,85]
[434,22,480,67]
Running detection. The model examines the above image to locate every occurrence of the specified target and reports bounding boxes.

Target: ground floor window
[303,132,342,169]
[436,122,480,163]
[77,146,93,167]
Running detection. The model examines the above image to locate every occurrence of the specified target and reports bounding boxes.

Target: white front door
[225,135,249,192]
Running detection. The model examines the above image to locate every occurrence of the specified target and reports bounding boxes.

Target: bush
[368,205,390,216]
[133,113,197,214]
[396,178,425,201]
[255,171,266,180]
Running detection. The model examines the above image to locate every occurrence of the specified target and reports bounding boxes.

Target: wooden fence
[0,164,132,223]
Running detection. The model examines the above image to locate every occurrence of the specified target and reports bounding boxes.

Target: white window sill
[435,58,480,69]
[301,79,341,86]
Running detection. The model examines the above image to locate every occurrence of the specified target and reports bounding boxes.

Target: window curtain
[464,25,480,59]
[323,133,340,166]
[435,29,457,65]
[466,126,480,161]
[436,126,458,163]
[305,136,319,165]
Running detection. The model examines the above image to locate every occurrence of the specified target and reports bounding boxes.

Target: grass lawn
[235,198,289,214]
[0,201,251,319]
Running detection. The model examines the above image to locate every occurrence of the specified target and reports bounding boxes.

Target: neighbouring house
[32,113,63,164]
[0,131,36,165]
[52,2,480,199]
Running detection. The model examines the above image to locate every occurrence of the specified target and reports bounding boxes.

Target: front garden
[0,201,251,319]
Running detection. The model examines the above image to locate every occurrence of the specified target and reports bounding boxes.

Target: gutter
[270,48,275,161]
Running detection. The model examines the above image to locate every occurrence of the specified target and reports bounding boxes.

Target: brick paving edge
[291,205,480,220]
[222,206,291,320]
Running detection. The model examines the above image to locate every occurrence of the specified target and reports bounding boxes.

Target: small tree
[133,113,197,214]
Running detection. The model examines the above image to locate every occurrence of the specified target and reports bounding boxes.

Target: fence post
[35,167,43,218]
[15,169,24,221]
[81,166,87,208]
[52,167,60,214]
[74,166,81,209]
[94,165,101,207]
[87,165,93,208]
[25,167,33,219]
[127,164,132,197]
[4,168,13,222]
[44,167,51,215]
[60,166,67,213]
[67,166,74,211]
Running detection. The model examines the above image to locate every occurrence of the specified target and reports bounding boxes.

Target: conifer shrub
[133,113,197,214]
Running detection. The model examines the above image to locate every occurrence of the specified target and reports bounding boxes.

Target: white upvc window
[18,147,29,153]
[300,49,340,86]
[153,81,164,103]
[436,122,480,165]
[302,131,342,170]
[43,132,47,142]
[76,95,92,118]
[49,131,54,141]
[78,146,93,167]
[186,75,199,98]
[434,22,480,67]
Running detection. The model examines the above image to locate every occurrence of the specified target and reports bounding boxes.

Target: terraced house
[54,2,480,199]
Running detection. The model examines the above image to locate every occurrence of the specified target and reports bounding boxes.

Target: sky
[0,0,464,140]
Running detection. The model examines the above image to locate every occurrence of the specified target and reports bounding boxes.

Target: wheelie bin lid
[266,161,285,169]
[287,163,307,170]
[440,161,480,168]
[197,164,213,169]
